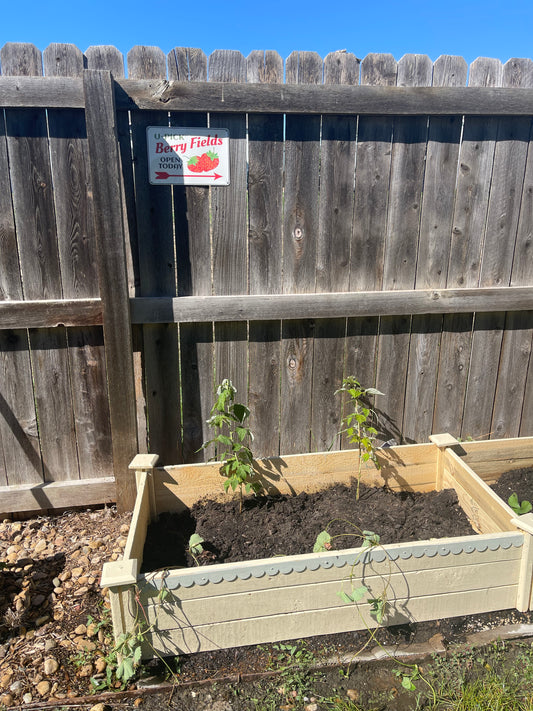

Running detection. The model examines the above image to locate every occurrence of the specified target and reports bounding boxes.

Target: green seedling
[187,533,205,566]
[508,492,532,515]
[200,379,265,511]
[336,376,383,500]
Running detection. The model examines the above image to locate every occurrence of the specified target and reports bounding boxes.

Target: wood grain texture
[128,46,182,466]
[403,56,467,443]
[44,44,113,481]
[83,68,138,510]
[312,52,358,452]
[209,51,248,411]
[463,59,532,441]
[247,50,283,456]
[280,52,322,454]
[377,55,431,442]
[167,47,213,463]
[2,43,80,483]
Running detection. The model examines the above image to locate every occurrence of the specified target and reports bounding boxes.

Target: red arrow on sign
[155,171,223,180]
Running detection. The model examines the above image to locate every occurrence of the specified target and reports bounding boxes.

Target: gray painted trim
[139,532,524,590]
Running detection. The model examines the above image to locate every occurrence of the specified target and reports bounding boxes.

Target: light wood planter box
[101,435,533,659]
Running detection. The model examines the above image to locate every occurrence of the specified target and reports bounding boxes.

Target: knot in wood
[293,227,303,241]
[288,356,297,370]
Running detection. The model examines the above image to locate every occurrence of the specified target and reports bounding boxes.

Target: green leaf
[338,590,354,604]
[313,530,332,552]
[508,492,532,515]
[188,533,204,556]
[365,387,384,397]
[133,645,142,664]
[232,403,250,424]
[401,676,416,691]
[350,585,369,602]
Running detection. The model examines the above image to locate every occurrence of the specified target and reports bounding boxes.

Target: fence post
[83,69,138,511]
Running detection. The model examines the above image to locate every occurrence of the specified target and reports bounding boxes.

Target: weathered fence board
[1,43,533,513]
[247,49,283,457]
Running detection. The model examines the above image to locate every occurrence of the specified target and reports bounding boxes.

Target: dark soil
[141,479,475,573]
[491,466,533,505]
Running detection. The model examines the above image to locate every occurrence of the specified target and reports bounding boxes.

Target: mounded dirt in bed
[141,479,476,572]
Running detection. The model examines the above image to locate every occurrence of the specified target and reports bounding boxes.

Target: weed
[200,379,264,511]
[508,492,532,515]
[336,377,383,500]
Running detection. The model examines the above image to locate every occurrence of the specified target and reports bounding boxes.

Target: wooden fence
[1,42,533,513]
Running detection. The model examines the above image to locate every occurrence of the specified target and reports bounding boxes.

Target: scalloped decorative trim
[140,532,524,590]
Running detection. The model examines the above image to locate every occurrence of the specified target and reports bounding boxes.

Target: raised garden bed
[101,435,533,659]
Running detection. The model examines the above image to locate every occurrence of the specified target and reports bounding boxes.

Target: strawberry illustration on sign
[147,128,230,185]
[188,151,220,173]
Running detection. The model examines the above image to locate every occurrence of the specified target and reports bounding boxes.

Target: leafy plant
[200,379,264,511]
[336,377,383,500]
[508,492,532,515]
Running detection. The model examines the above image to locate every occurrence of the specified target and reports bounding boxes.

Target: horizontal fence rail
[4,77,533,115]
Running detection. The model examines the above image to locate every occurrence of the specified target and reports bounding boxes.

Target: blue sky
[1,0,531,71]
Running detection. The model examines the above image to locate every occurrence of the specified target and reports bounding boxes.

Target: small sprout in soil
[187,533,205,566]
[336,376,383,500]
[508,492,532,515]
[200,379,265,512]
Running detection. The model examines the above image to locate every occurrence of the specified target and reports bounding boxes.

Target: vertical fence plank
[209,50,248,409]
[168,47,213,463]
[85,46,147,454]
[346,54,396,443]
[2,42,80,483]
[403,55,468,443]
[462,59,530,440]
[128,46,182,465]
[247,50,283,457]
[311,51,358,452]
[433,57,502,438]
[0,67,41,486]
[83,67,138,511]
[490,61,533,438]
[280,51,322,454]
[376,54,432,443]
[43,43,113,480]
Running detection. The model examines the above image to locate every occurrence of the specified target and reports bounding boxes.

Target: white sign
[147,127,230,185]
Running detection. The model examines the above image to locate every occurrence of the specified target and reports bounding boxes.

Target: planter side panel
[460,437,533,482]
[137,542,521,657]
[154,443,438,513]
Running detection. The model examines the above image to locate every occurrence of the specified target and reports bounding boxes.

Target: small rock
[0,671,13,688]
[71,567,84,578]
[35,615,50,627]
[75,638,96,652]
[22,692,32,704]
[94,656,107,673]
[119,524,130,534]
[78,663,93,678]
[52,577,61,588]
[74,624,87,635]
[305,705,319,711]
[59,571,71,582]
[89,703,108,711]
[117,538,127,549]
[31,594,46,607]
[346,689,359,701]
[0,693,14,707]
[36,680,50,696]
[9,680,23,694]
[74,586,89,596]
[34,539,47,554]
[45,639,56,651]
[87,622,98,637]
[43,657,59,675]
